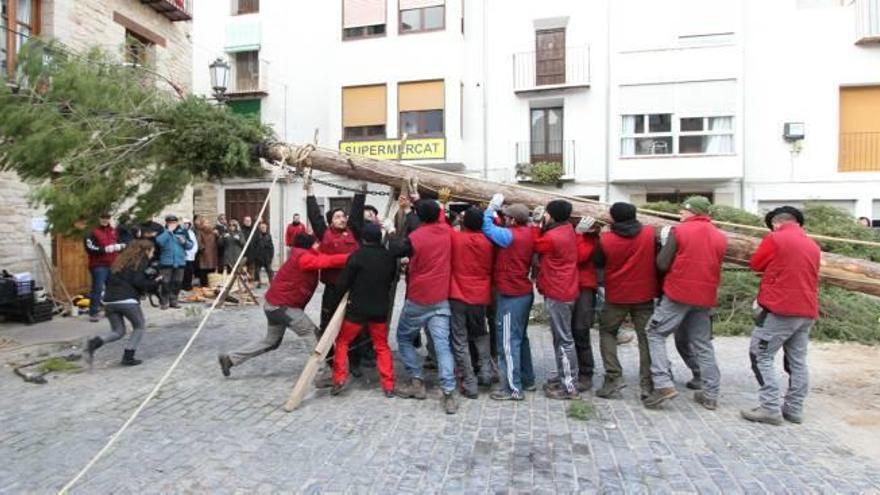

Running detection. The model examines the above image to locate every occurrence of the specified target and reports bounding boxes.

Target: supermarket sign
[339,138,445,160]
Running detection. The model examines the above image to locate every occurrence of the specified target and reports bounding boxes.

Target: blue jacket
[155,226,193,268]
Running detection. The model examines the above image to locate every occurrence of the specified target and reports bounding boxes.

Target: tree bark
[266,144,880,297]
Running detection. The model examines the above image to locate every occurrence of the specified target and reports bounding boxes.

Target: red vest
[285,223,307,247]
[576,235,599,289]
[494,226,534,297]
[407,222,452,305]
[265,248,319,309]
[601,226,659,304]
[757,224,820,318]
[537,223,579,302]
[88,226,119,269]
[318,227,359,285]
[663,216,728,307]
[450,230,494,305]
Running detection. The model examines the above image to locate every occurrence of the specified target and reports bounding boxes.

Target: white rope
[58,170,283,494]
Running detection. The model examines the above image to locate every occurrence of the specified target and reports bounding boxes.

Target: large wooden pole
[266,144,880,297]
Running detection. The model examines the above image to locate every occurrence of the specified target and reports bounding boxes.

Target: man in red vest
[284,213,307,248]
[593,202,659,400]
[535,200,581,400]
[482,197,536,401]
[217,233,350,376]
[571,216,600,393]
[643,196,727,409]
[449,207,495,399]
[305,178,365,387]
[84,213,126,322]
[741,206,820,426]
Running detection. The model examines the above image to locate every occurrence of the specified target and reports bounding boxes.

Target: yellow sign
[339,138,445,160]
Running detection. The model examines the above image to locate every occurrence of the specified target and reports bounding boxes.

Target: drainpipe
[738,0,747,209]
[481,0,489,178]
[603,0,612,202]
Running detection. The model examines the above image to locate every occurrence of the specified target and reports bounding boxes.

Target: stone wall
[0,172,41,276]
[193,180,220,221]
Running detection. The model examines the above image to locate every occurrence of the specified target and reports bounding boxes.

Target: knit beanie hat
[682,196,712,216]
[416,199,441,223]
[545,200,572,223]
[609,202,637,222]
[463,207,483,232]
[361,222,383,244]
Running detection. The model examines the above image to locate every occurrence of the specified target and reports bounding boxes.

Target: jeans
[749,313,813,414]
[396,299,455,392]
[88,266,111,317]
[100,303,146,350]
[495,293,535,394]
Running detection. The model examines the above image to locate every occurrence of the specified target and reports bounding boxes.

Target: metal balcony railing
[840,132,880,172]
[513,46,590,93]
[140,0,192,22]
[515,140,576,181]
[229,58,269,95]
[856,0,880,44]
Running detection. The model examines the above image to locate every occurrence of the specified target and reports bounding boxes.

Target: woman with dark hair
[84,239,160,366]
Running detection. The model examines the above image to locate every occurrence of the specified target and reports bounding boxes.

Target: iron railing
[515,140,576,180]
[856,0,880,44]
[513,46,590,92]
[139,0,192,21]
[229,57,269,94]
[840,132,880,172]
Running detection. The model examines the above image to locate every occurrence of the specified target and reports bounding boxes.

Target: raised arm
[348,189,367,241]
[481,209,512,248]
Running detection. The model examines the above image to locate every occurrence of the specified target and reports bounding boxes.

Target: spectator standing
[154,215,193,310]
[196,217,219,287]
[215,214,229,266]
[241,216,256,278]
[84,213,125,322]
[115,214,137,245]
[252,222,275,288]
[221,220,245,271]
[181,218,199,291]
[285,213,307,248]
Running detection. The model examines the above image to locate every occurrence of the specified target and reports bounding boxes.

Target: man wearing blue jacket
[154,215,193,309]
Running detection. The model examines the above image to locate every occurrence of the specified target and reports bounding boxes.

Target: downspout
[603,0,612,202]
[739,0,747,209]
[481,0,489,178]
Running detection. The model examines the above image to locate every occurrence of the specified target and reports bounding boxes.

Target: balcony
[839,132,880,172]
[140,0,192,22]
[515,140,576,182]
[227,57,269,97]
[856,0,880,44]
[513,46,590,94]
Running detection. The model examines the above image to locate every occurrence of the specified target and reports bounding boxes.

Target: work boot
[740,407,783,426]
[383,389,395,398]
[443,391,458,414]
[160,302,169,310]
[121,349,142,366]
[313,367,334,389]
[462,388,478,400]
[217,354,233,377]
[643,387,678,408]
[395,378,427,400]
[693,391,717,411]
[169,298,181,309]
[490,389,525,401]
[85,337,104,364]
[686,374,703,390]
[595,377,626,399]
[782,407,803,424]
[330,383,344,396]
[577,375,593,393]
[477,374,493,388]
[545,386,580,400]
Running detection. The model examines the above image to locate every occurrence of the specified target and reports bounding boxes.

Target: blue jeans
[496,293,535,394]
[396,299,455,392]
[89,266,111,317]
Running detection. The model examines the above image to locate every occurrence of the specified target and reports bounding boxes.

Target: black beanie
[416,200,440,223]
[610,202,637,223]
[293,233,316,249]
[362,222,382,244]
[764,206,805,230]
[545,200,572,223]
[463,207,483,232]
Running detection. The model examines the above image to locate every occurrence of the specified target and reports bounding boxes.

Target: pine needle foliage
[0,41,272,234]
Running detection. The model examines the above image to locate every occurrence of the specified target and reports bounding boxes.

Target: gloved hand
[487,193,504,213]
[438,187,451,205]
[575,216,597,234]
[382,218,396,235]
[104,244,116,254]
[660,225,673,247]
[532,206,545,223]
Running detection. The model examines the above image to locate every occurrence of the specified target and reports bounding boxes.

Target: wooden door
[530,107,564,164]
[225,188,270,225]
[536,29,565,86]
[53,235,91,296]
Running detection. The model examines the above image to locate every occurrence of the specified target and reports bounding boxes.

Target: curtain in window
[344,0,386,28]
[707,116,734,154]
[343,85,386,127]
[15,0,31,52]
[399,0,445,8]
[621,115,637,156]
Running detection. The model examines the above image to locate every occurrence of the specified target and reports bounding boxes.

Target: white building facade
[192,0,880,250]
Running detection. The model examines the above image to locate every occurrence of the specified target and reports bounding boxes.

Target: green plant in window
[530,161,565,186]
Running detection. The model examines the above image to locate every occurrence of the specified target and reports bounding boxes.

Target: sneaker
[542,379,562,392]
[330,383,344,396]
[490,389,525,401]
[443,392,458,414]
[741,407,783,426]
[383,389,395,398]
[595,378,626,399]
[218,354,233,377]
[88,315,100,323]
[545,386,580,400]
[394,378,427,400]
[313,368,334,389]
[693,391,717,411]
[782,408,803,424]
[643,387,678,408]
[686,376,703,390]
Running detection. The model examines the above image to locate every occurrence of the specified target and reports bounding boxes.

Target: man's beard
[292,220,300,225]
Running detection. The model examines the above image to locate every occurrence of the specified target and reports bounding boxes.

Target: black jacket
[336,243,398,323]
[252,232,275,265]
[103,260,158,303]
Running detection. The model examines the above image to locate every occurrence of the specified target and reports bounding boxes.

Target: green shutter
[228,99,261,121]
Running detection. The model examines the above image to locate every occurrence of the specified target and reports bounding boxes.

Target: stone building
[1,0,194,294]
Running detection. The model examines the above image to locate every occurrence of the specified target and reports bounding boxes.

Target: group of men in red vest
[219,185,821,424]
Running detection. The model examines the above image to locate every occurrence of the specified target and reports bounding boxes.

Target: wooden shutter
[399,0,445,8]
[536,29,566,86]
[399,80,444,112]
[343,0,386,28]
[343,85,386,127]
[840,86,880,172]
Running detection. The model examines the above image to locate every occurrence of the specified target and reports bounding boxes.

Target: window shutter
[399,0,445,9]
[343,0,386,28]
[399,80,445,112]
[343,85,387,127]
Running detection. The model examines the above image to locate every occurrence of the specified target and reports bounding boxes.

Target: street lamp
[209,57,230,103]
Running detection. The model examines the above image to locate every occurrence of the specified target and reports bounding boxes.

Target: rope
[58,170,282,495]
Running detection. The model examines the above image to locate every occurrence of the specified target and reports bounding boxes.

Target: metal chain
[307,174,392,196]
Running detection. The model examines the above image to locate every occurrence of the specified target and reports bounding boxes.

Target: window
[343,0,386,40]
[647,192,715,204]
[536,29,565,86]
[2,0,39,78]
[124,30,154,66]
[231,50,260,92]
[399,0,445,34]
[840,86,880,172]
[530,107,564,163]
[621,114,734,156]
[398,80,444,137]
[343,84,387,140]
[233,0,259,15]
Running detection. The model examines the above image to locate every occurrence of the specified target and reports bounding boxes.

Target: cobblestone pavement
[1,295,879,494]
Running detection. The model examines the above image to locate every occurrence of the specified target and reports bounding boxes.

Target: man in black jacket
[331,223,398,397]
